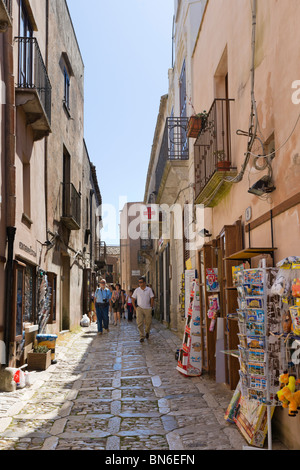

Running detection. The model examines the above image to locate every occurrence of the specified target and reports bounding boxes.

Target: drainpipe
[44,0,49,245]
[3,24,16,365]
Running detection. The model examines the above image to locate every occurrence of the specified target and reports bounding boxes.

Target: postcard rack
[235,259,283,449]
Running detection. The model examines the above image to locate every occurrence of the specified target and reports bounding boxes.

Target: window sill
[63,101,71,118]
[22,213,33,228]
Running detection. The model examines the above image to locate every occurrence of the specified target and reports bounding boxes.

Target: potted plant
[187,111,208,138]
[214,150,231,171]
[27,345,52,371]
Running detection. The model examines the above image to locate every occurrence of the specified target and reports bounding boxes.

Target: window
[22,161,31,220]
[47,273,57,324]
[19,0,33,87]
[13,261,25,340]
[179,60,187,118]
[64,67,70,110]
[24,264,36,324]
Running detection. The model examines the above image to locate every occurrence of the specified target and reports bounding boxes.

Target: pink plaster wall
[192,0,300,263]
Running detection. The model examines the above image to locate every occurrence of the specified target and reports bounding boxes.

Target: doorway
[61,254,70,331]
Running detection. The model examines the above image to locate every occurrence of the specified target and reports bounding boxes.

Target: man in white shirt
[132,277,154,342]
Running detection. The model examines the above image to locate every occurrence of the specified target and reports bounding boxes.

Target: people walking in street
[111,283,124,326]
[132,277,154,342]
[108,284,115,324]
[89,291,96,323]
[148,284,156,317]
[95,279,112,335]
[125,289,134,322]
[121,289,126,319]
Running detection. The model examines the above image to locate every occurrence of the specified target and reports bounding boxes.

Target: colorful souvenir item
[289,307,300,336]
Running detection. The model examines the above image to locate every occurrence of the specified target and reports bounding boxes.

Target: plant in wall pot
[187,111,208,138]
[214,150,231,171]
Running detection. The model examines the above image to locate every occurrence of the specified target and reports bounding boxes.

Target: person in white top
[132,277,154,342]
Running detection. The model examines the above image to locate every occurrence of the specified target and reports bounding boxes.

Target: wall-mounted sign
[245,206,252,223]
[19,242,36,258]
[141,205,159,222]
[132,270,141,277]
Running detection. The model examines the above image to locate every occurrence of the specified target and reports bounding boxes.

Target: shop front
[192,201,300,449]
[9,256,56,368]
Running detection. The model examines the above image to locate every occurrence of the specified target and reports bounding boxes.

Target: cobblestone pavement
[0,319,286,451]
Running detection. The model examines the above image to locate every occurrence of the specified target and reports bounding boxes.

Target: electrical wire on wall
[225,0,258,185]
[225,0,300,189]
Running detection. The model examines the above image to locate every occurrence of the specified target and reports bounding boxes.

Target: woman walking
[125,289,134,322]
[111,283,124,326]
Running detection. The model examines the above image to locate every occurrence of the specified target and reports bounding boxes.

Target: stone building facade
[120,202,145,294]
[143,0,300,450]
[0,0,103,367]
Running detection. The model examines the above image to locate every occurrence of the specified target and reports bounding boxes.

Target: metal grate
[61,183,81,228]
[3,0,11,15]
[15,36,52,124]
[155,117,189,195]
[194,98,234,198]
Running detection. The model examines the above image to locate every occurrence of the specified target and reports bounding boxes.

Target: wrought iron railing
[155,117,189,195]
[15,37,52,124]
[94,241,107,267]
[138,250,147,264]
[194,98,234,198]
[3,0,11,15]
[61,183,81,228]
[140,238,153,252]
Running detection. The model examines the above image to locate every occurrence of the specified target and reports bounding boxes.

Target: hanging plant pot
[216,161,231,171]
[187,115,206,138]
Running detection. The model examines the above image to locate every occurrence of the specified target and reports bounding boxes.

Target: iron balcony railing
[138,250,147,265]
[155,117,189,195]
[140,237,153,252]
[194,98,234,198]
[3,0,11,15]
[15,37,52,124]
[94,241,107,269]
[61,183,81,229]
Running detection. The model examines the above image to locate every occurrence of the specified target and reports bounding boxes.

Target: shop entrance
[159,244,171,324]
[61,254,70,331]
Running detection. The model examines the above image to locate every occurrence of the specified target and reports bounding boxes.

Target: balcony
[140,237,154,262]
[194,98,237,207]
[0,0,12,32]
[137,250,147,265]
[15,37,52,141]
[155,117,189,204]
[94,241,107,270]
[61,183,81,230]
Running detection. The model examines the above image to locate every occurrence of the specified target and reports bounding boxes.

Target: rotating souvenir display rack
[226,254,300,449]
[177,279,202,377]
[235,259,281,450]
[236,260,281,406]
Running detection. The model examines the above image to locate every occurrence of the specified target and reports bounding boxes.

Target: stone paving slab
[0,319,287,451]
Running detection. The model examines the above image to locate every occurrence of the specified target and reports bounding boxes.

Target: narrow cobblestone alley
[0,319,282,452]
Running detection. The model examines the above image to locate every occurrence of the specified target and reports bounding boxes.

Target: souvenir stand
[177,279,202,377]
[234,259,279,449]
[222,248,276,448]
[225,252,300,449]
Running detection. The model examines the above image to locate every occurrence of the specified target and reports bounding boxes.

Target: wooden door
[218,220,243,389]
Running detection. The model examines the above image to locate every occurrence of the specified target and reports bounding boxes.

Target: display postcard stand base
[177,280,202,377]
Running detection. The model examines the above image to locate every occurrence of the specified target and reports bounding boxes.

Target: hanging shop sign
[141,205,159,222]
[19,242,36,258]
